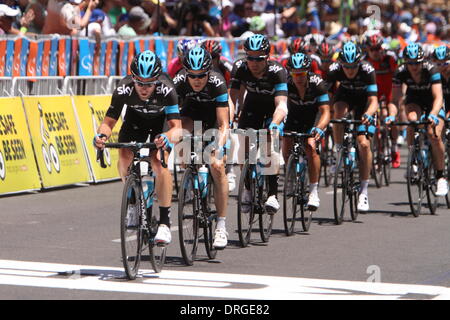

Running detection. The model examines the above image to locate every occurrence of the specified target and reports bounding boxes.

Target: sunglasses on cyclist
[290,71,308,77]
[342,63,358,69]
[435,61,450,67]
[133,77,159,87]
[405,60,422,65]
[187,72,209,79]
[246,55,268,62]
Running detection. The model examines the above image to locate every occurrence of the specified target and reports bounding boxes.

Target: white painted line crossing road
[0,260,449,299]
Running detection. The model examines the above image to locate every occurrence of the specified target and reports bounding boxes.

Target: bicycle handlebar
[391,121,430,126]
[283,131,315,138]
[330,119,363,125]
[96,142,168,169]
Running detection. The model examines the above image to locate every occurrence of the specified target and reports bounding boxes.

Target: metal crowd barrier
[0,77,13,96]
[107,76,124,94]
[63,76,109,95]
[11,76,64,96]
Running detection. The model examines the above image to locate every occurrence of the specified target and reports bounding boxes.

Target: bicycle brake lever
[96,149,107,168]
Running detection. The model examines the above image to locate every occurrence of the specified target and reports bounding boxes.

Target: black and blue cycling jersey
[393,61,445,116]
[173,69,229,130]
[105,74,180,142]
[285,72,329,132]
[230,59,288,129]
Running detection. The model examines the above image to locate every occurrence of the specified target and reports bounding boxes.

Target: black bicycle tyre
[259,176,274,243]
[147,204,167,273]
[425,161,438,215]
[406,146,424,217]
[237,160,255,247]
[120,174,143,280]
[178,167,199,266]
[371,132,383,188]
[333,151,348,225]
[382,129,392,186]
[348,168,359,222]
[283,155,299,236]
[204,173,217,259]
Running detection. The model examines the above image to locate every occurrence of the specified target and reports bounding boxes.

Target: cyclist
[431,45,450,117]
[327,41,379,212]
[280,37,321,75]
[168,39,201,78]
[363,34,401,168]
[283,53,331,209]
[173,46,230,249]
[201,39,238,191]
[230,34,288,214]
[392,43,448,196]
[94,50,181,246]
[316,41,335,80]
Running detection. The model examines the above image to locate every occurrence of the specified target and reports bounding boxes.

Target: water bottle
[142,174,154,208]
[256,161,264,186]
[421,143,429,168]
[198,165,209,198]
[349,147,356,169]
[296,156,305,173]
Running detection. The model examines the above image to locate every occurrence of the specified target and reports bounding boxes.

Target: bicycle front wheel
[333,151,348,225]
[120,174,144,280]
[382,129,392,186]
[406,146,424,217]
[237,160,256,247]
[147,205,167,273]
[283,155,299,236]
[203,173,217,259]
[259,177,274,243]
[371,131,383,188]
[425,161,438,215]
[178,167,199,266]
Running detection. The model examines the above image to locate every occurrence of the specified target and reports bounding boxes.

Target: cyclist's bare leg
[405,103,421,146]
[118,148,134,182]
[428,120,445,171]
[332,101,349,146]
[210,152,228,219]
[357,134,372,181]
[306,137,320,184]
[150,150,173,207]
[387,102,399,142]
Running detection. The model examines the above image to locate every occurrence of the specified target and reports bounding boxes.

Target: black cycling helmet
[338,42,363,64]
[432,45,450,61]
[402,43,425,62]
[183,46,213,71]
[287,52,312,71]
[130,50,162,79]
[363,34,384,49]
[244,34,270,54]
[202,40,222,58]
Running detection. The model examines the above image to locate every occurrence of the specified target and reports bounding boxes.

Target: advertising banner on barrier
[71,95,121,182]
[0,97,41,194]
[21,96,91,188]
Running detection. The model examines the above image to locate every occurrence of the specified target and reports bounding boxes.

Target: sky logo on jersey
[269,64,283,73]
[208,75,223,87]
[156,83,173,97]
[117,84,133,96]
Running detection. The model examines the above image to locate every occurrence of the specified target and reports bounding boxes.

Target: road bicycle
[178,134,218,266]
[319,125,335,187]
[371,111,392,188]
[234,128,276,247]
[444,118,450,208]
[393,121,438,217]
[283,131,315,235]
[97,142,167,279]
[330,118,361,225]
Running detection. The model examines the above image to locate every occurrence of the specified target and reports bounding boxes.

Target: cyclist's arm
[316,103,331,132]
[430,82,444,117]
[272,95,288,125]
[216,106,230,149]
[94,116,117,148]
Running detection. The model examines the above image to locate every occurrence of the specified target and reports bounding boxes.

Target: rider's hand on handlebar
[155,133,174,151]
[361,113,374,126]
[309,127,325,141]
[384,116,396,125]
[93,134,107,149]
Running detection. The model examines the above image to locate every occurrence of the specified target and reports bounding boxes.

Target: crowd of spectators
[0,0,448,45]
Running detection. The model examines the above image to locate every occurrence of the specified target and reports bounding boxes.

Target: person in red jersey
[364,34,401,168]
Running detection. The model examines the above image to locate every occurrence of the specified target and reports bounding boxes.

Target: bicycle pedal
[307,205,318,212]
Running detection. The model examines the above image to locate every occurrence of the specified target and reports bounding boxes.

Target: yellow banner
[21,96,91,188]
[71,95,121,182]
[0,97,41,194]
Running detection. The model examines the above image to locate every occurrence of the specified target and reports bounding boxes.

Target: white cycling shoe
[154,224,171,246]
[436,178,449,197]
[357,194,370,212]
[307,192,320,211]
[265,195,280,215]
[213,228,228,250]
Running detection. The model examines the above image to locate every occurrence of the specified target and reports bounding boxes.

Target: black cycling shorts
[118,115,165,143]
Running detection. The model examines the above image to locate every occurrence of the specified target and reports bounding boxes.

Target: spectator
[141,0,177,35]
[118,5,150,36]
[0,3,20,34]
[176,0,216,36]
[20,0,48,34]
[42,0,99,35]
[219,0,234,38]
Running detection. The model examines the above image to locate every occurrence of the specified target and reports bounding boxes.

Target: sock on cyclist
[216,217,226,230]
[159,206,171,227]
[360,180,370,196]
[309,182,319,195]
[436,170,444,180]
[268,175,278,197]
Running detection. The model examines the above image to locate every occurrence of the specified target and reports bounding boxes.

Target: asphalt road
[0,146,449,300]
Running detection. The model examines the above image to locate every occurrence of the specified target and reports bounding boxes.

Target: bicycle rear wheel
[333,151,348,225]
[203,174,217,259]
[237,160,256,247]
[283,155,299,236]
[178,167,199,266]
[299,167,313,232]
[425,161,438,215]
[382,130,392,186]
[320,132,335,187]
[259,176,274,243]
[406,146,424,217]
[147,205,166,273]
[120,174,144,280]
[348,169,359,222]
[371,131,383,188]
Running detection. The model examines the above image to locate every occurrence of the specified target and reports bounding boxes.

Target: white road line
[0,260,449,299]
